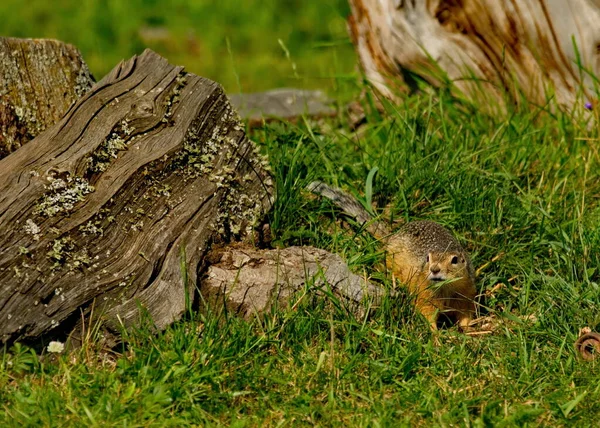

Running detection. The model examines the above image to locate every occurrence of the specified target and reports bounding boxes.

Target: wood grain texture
[0,49,272,344]
[0,38,94,158]
[348,0,600,110]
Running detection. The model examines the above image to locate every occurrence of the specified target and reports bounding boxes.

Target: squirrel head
[426,252,468,283]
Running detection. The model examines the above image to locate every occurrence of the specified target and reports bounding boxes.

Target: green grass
[3,91,600,426]
[0,0,355,94]
[2,1,600,426]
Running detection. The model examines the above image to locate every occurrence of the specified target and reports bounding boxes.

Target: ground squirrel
[309,181,477,330]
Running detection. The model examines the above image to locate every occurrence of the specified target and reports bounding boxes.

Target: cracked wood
[0,49,272,344]
[348,0,600,110]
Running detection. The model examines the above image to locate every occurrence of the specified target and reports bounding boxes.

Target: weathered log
[0,49,272,345]
[201,245,381,318]
[0,38,94,158]
[348,0,600,110]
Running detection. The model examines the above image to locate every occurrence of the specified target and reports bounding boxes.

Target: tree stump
[0,38,94,158]
[0,49,272,345]
[348,0,600,110]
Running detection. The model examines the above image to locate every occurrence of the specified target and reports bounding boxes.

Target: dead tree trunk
[348,0,600,110]
[0,38,94,158]
[0,49,272,345]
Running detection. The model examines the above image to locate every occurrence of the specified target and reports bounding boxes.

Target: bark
[0,49,272,345]
[201,244,381,319]
[348,0,600,110]
[0,38,94,158]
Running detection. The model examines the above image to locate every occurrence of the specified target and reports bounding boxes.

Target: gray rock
[200,245,381,318]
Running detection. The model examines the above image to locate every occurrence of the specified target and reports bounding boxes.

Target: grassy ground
[3,90,600,426]
[2,1,600,427]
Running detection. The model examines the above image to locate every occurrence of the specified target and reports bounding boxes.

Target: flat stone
[200,244,381,318]
[229,88,335,126]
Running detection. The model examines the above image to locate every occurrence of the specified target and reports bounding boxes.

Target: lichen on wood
[0,49,272,345]
[0,38,94,158]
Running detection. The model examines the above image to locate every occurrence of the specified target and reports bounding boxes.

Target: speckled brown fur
[309,182,477,330]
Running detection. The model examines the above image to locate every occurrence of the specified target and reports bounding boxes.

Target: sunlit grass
[0,0,356,94]
[1,1,600,425]
[3,87,600,425]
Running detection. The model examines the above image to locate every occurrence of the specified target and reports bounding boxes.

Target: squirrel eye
[426,254,430,263]
[451,255,459,264]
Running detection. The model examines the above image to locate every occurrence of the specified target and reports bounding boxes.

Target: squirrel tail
[308,181,390,239]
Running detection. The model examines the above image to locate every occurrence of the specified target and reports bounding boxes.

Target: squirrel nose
[430,265,441,274]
